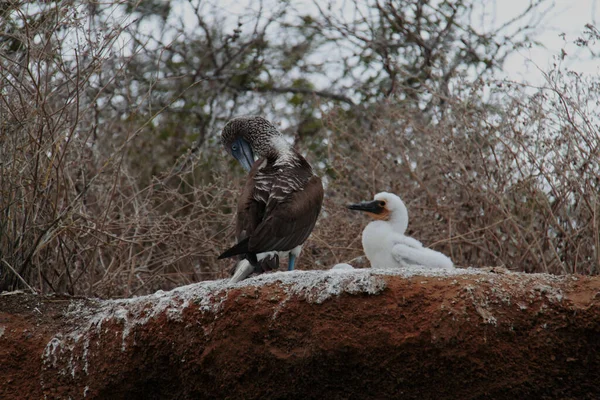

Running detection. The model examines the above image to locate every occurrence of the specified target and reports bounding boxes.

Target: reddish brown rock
[1,268,599,399]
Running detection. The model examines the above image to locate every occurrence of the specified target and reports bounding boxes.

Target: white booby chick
[348,192,453,269]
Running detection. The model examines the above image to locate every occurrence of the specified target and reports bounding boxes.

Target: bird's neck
[269,136,295,166]
[388,206,409,234]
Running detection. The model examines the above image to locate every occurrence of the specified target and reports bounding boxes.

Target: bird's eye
[232,144,238,151]
[379,200,386,207]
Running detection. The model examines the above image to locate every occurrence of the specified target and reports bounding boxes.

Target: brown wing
[230,158,280,272]
[247,175,324,253]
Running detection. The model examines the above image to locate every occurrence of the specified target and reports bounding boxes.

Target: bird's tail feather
[218,238,250,259]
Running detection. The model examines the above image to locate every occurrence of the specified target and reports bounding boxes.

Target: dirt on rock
[1,268,599,399]
[0,292,79,399]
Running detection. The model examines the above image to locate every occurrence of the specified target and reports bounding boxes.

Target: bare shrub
[1,1,597,299]
[0,2,240,296]
[316,69,600,275]
[0,2,127,294]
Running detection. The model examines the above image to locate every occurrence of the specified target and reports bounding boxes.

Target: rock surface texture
[1,267,599,399]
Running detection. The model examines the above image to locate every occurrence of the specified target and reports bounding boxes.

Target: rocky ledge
[1,267,599,399]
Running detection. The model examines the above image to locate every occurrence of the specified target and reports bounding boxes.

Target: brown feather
[220,116,323,275]
[235,152,323,255]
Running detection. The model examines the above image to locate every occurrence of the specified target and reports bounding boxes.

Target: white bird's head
[347,192,409,233]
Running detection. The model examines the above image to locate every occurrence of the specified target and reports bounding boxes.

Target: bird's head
[221,115,286,171]
[347,192,409,232]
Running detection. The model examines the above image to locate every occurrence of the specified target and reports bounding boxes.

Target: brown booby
[219,116,324,282]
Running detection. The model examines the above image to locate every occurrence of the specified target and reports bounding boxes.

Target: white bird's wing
[391,242,453,269]
[398,236,423,248]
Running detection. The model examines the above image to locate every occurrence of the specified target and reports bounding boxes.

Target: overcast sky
[170,0,598,86]
[499,0,598,84]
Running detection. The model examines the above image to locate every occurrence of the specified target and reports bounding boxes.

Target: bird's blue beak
[231,138,255,172]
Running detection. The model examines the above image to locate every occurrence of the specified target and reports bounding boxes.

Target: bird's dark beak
[347,200,385,214]
[232,138,255,172]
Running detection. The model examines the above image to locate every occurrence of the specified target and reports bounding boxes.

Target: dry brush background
[1,0,599,298]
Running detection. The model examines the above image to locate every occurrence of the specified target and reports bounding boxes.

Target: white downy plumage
[349,192,454,270]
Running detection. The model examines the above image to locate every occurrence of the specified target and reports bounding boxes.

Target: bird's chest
[361,223,396,267]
